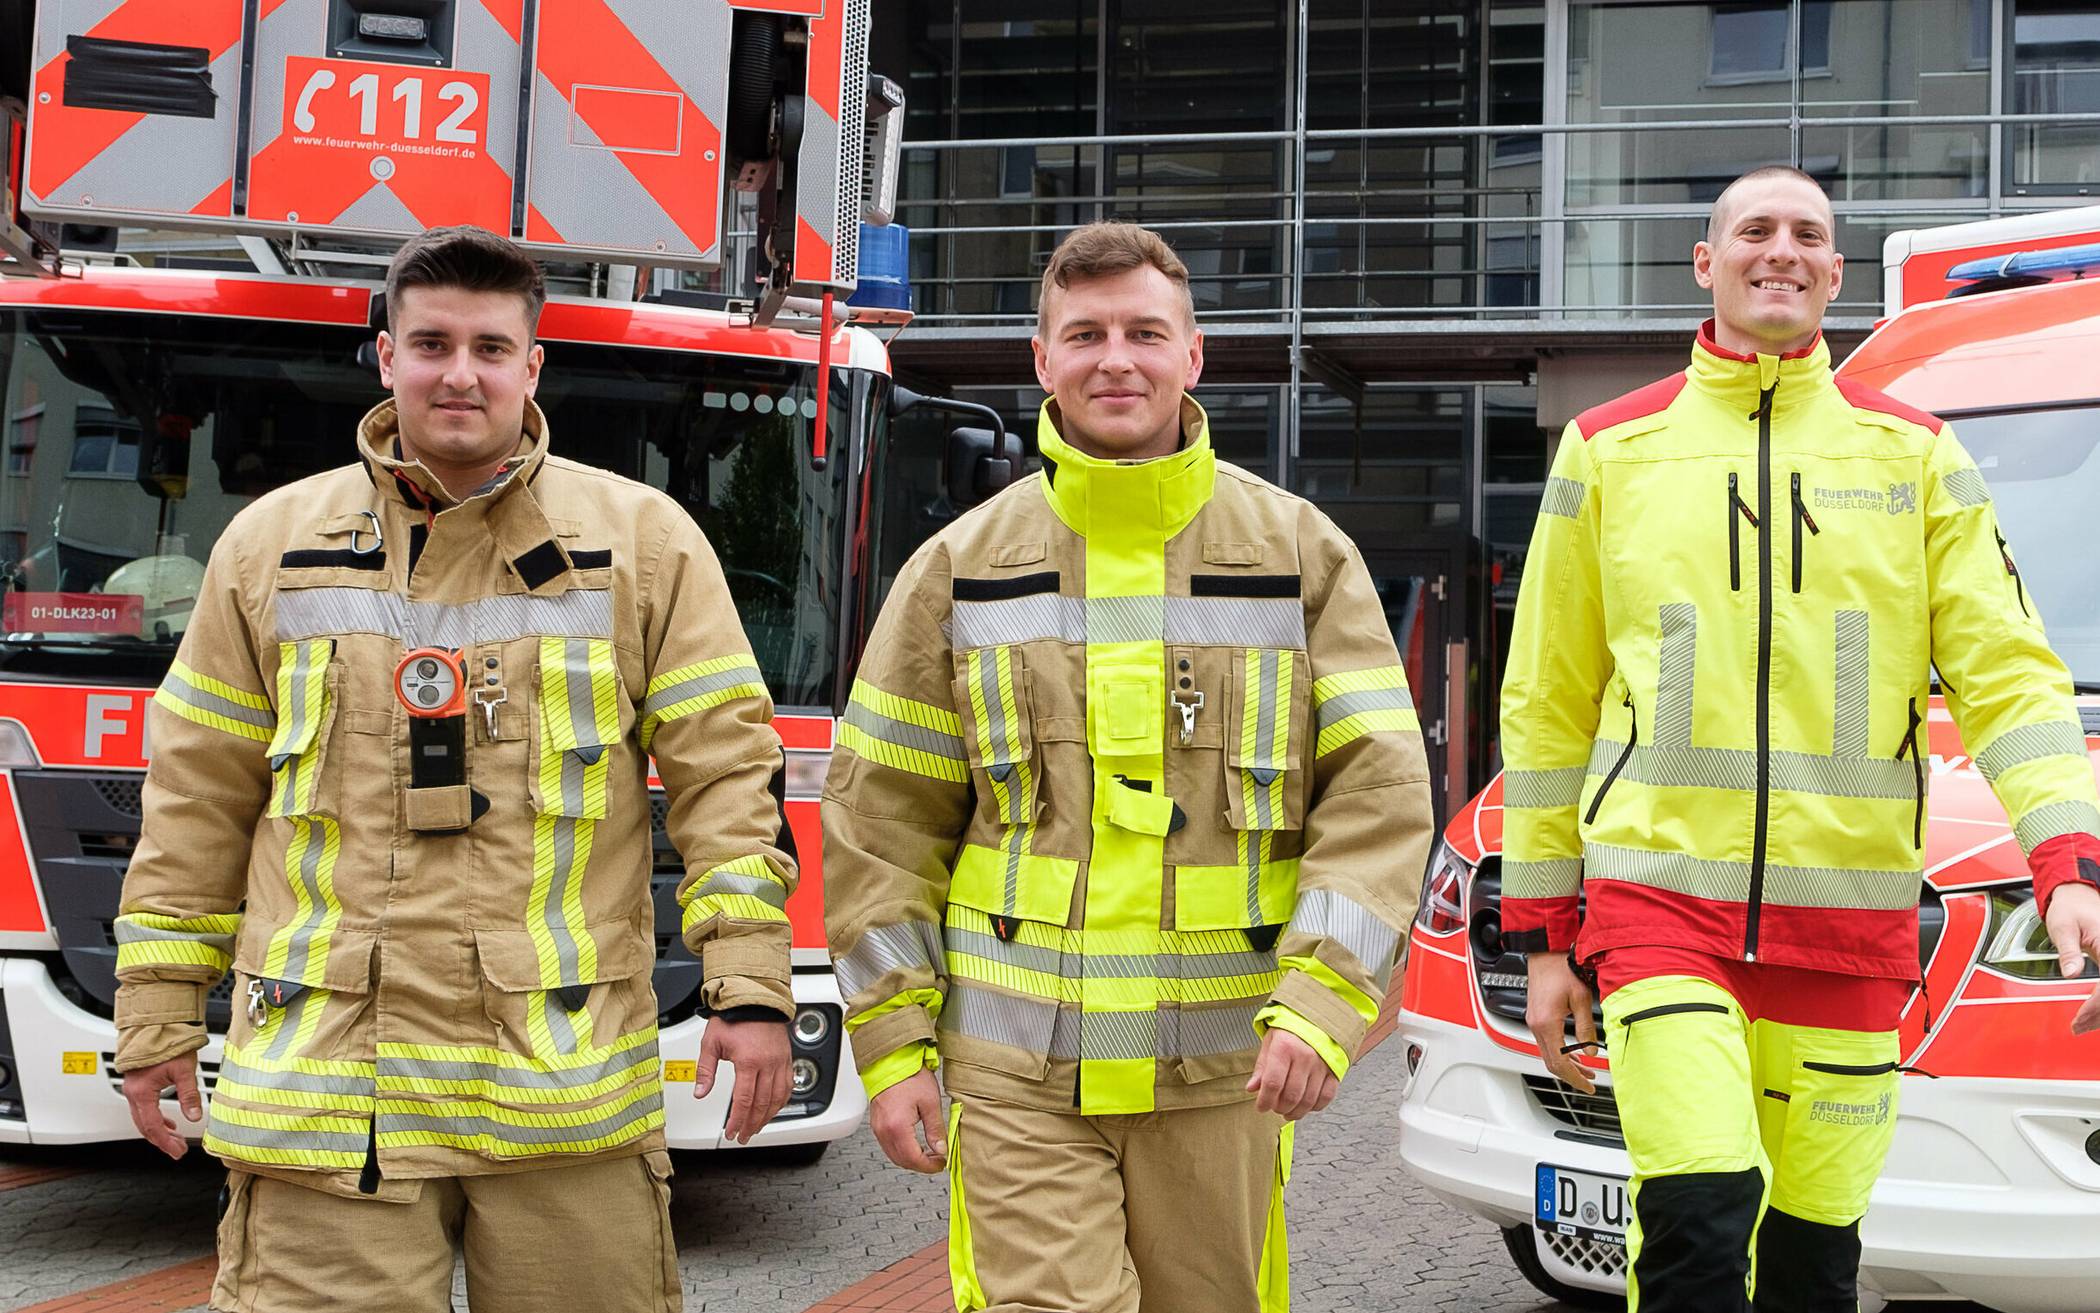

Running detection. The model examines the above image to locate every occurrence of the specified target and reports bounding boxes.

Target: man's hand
[868,1070,946,1173]
[121,1054,202,1160]
[696,1017,792,1144]
[2044,882,2100,1035]
[1246,1027,1339,1121]
[1526,951,1598,1093]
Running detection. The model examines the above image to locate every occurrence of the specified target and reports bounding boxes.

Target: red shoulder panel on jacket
[1573,374,1688,441]
[1833,377,1947,435]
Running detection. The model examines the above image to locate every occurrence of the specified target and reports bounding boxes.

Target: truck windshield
[0,306,867,709]
[1954,403,2100,683]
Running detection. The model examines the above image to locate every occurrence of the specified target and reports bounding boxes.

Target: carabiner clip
[349,509,384,556]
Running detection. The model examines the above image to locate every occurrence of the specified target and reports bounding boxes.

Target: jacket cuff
[114,1023,207,1074]
[1501,895,1581,954]
[116,980,208,1029]
[848,999,939,1070]
[702,932,790,986]
[860,1040,939,1102]
[1253,1003,1351,1080]
[2030,833,2100,916]
[1266,968,1370,1063]
[699,968,793,1020]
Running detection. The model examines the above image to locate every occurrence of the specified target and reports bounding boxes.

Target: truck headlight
[1416,839,1473,935]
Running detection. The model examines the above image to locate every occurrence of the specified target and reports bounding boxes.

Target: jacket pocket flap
[232,925,378,995]
[1222,649,1306,773]
[948,843,1079,927]
[473,923,651,993]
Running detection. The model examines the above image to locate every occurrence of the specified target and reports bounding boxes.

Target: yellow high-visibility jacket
[1501,325,2100,978]
[823,398,1435,1116]
[113,400,793,1191]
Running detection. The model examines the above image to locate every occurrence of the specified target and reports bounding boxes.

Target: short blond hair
[1037,221,1195,335]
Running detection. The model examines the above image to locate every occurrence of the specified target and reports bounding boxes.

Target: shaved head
[1707,165,1830,245]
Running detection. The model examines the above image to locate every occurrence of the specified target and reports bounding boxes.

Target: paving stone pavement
[0,1044,1989,1312]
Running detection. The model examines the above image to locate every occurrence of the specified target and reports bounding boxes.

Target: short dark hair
[1038,221,1195,335]
[1706,166,1830,245]
[384,225,546,335]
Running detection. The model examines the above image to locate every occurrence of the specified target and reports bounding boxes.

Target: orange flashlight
[394,648,467,718]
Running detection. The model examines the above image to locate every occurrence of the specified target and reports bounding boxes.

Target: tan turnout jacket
[824,399,1434,1116]
[113,400,793,1190]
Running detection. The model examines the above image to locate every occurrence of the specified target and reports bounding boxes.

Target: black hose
[725,12,781,167]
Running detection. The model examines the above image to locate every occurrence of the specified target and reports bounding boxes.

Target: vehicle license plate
[1534,1163,1629,1247]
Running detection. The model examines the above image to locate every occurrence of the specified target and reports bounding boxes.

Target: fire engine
[1392,205,2100,1313]
[0,0,931,1162]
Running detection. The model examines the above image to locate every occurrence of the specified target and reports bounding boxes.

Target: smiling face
[376,284,543,490]
[1693,174,1843,356]
[1032,263,1204,461]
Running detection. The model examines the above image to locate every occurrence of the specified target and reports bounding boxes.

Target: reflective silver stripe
[839,703,967,762]
[1539,476,1585,520]
[1654,603,1697,749]
[375,1088,664,1147]
[113,919,236,955]
[944,926,1278,982]
[205,1116,369,1154]
[1164,596,1305,648]
[1583,842,1919,910]
[639,664,761,719]
[686,870,786,908]
[1834,610,1871,758]
[1586,740,1915,800]
[219,1059,372,1098]
[279,816,335,985]
[160,671,276,733]
[1250,647,1285,775]
[1942,467,1991,508]
[263,989,314,1063]
[1502,767,1587,809]
[275,588,613,646]
[950,594,1083,648]
[376,1040,657,1092]
[1974,721,2089,783]
[834,920,944,1000]
[1502,858,1584,899]
[1286,888,1401,986]
[946,594,1305,649]
[2013,799,2100,854]
[939,983,1264,1060]
[1314,686,1413,734]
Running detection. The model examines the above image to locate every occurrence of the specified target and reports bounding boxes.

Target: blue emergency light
[1946,242,2100,286]
[848,223,912,313]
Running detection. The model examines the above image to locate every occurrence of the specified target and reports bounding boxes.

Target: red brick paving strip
[10,1255,216,1313]
[803,1239,952,1312]
[0,1162,85,1193]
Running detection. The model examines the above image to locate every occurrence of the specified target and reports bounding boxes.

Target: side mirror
[947,425,1024,509]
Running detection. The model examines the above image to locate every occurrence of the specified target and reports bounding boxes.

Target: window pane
[1710,5,1792,80]
[2009,0,2100,192]
[1107,0,1290,134]
[955,1,1099,141]
[1563,216,1709,313]
[1568,126,1793,206]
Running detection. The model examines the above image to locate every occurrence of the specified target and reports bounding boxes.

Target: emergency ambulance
[1392,205,2100,1313]
[0,0,915,1161]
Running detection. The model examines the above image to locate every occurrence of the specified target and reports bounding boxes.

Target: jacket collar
[1036,395,1216,541]
[1686,319,1834,411]
[357,398,550,512]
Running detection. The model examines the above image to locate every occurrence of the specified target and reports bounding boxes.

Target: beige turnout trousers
[947,1095,1292,1313]
[211,1150,680,1312]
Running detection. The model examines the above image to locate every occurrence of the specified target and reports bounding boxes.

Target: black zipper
[1746,382,1777,962]
[1802,1059,1899,1077]
[1728,471,1756,592]
[1995,526,2030,617]
[1790,471,1818,594]
[1619,1001,1729,1026]
[1895,696,1924,849]
[1585,693,1638,825]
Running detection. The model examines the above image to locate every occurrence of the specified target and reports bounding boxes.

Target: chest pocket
[530,637,622,820]
[265,639,340,819]
[953,644,1041,827]
[1224,646,1309,832]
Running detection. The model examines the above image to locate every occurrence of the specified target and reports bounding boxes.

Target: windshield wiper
[2074,681,2100,696]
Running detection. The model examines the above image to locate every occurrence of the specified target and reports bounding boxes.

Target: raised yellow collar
[1036,396,1216,541]
[1685,318,1835,412]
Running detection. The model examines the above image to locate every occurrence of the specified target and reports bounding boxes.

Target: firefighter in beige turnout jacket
[112,228,793,1313]
[824,223,1435,1313]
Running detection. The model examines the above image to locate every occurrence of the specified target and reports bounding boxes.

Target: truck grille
[1522,1074,1624,1143]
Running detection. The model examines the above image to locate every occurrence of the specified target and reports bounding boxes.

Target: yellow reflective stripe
[222,1042,373,1080]
[640,654,767,750]
[943,949,1280,1008]
[260,816,343,984]
[1281,954,1380,1028]
[170,661,272,711]
[964,647,1031,825]
[859,1040,937,1102]
[847,985,946,1034]
[375,1078,659,1131]
[948,1101,988,1309]
[681,892,790,932]
[208,1101,366,1135]
[838,722,970,781]
[114,940,231,971]
[156,661,275,741]
[1315,707,1420,758]
[374,1115,663,1157]
[850,682,963,735]
[1311,664,1407,702]
[199,1136,365,1169]
[1255,1003,1351,1080]
[265,641,333,817]
[213,1079,375,1113]
[376,1027,658,1071]
[378,1066,654,1106]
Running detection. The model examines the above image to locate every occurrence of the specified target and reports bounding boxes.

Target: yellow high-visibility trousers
[946,1094,1292,1313]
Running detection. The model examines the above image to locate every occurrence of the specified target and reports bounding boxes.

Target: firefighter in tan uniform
[112,227,797,1313]
[823,222,1436,1312]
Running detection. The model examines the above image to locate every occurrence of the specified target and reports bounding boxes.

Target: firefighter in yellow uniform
[112,228,798,1313]
[823,222,1435,1313]
[1504,168,2100,1312]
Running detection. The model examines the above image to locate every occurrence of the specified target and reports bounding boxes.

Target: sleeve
[1498,424,1613,955]
[641,512,798,1019]
[113,534,273,1072]
[820,547,973,1100]
[1923,426,2100,913]
[1252,529,1435,1080]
